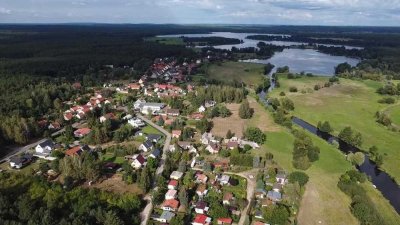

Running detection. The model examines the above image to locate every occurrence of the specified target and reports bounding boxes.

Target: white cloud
[0,7,11,14]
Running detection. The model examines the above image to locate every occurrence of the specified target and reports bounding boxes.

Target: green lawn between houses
[142,125,163,135]
[269,75,400,185]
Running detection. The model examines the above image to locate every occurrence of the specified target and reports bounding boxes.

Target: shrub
[378,97,395,104]
[289,86,298,92]
[288,171,309,186]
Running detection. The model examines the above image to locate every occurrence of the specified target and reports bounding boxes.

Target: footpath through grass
[270,75,400,184]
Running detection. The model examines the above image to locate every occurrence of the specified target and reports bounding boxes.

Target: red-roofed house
[168,180,179,190]
[162,199,179,212]
[128,83,141,90]
[190,113,204,120]
[64,112,74,121]
[74,128,92,138]
[172,130,182,139]
[65,146,83,157]
[192,214,211,225]
[217,218,232,225]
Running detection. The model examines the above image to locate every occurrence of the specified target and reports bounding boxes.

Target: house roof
[217,218,232,224]
[193,214,209,224]
[170,171,184,179]
[168,180,178,187]
[142,140,154,148]
[267,190,282,200]
[166,109,180,114]
[196,201,208,209]
[172,130,182,135]
[223,192,234,201]
[166,189,177,197]
[162,199,179,209]
[135,155,146,164]
[147,133,162,140]
[226,141,238,148]
[38,139,55,149]
[74,128,92,136]
[65,146,83,156]
[151,149,161,157]
[160,211,175,221]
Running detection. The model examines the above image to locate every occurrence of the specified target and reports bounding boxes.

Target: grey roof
[151,149,161,158]
[267,191,282,201]
[142,140,154,148]
[160,211,175,221]
[147,134,162,141]
[141,103,166,108]
[38,139,55,148]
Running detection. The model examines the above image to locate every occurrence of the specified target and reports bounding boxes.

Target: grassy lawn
[206,61,265,87]
[270,76,400,184]
[142,125,162,135]
[144,37,184,45]
[386,104,400,125]
[222,175,247,199]
[102,152,125,164]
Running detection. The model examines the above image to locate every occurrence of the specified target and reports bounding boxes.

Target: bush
[279,91,286,96]
[314,84,321,91]
[378,97,395,104]
[289,86,298,92]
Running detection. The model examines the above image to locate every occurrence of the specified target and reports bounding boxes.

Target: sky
[0,0,399,26]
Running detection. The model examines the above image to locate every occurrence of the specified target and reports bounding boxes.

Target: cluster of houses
[124,132,163,169]
[253,171,288,222]
[152,168,241,225]
[199,133,260,155]
[63,93,111,121]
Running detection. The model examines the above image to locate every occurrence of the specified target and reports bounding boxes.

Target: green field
[206,61,265,87]
[386,104,400,125]
[145,37,184,45]
[260,131,358,225]
[270,75,400,184]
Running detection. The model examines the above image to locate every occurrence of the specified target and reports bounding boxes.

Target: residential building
[74,128,92,138]
[267,190,282,202]
[168,180,178,190]
[128,118,146,128]
[149,149,161,159]
[276,172,287,185]
[195,173,208,184]
[165,189,177,200]
[35,139,55,155]
[140,103,166,115]
[172,130,182,139]
[170,171,184,180]
[154,211,175,223]
[147,134,162,143]
[166,109,180,117]
[206,143,220,154]
[131,154,146,169]
[196,184,208,198]
[216,174,230,185]
[223,192,234,205]
[9,154,33,169]
[194,201,209,214]
[162,199,179,212]
[192,214,211,225]
[217,218,232,225]
[139,140,154,152]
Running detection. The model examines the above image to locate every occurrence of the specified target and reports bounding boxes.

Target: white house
[153,211,175,223]
[131,155,146,169]
[206,144,219,154]
[216,174,230,185]
[140,103,166,115]
[139,140,154,152]
[194,201,209,214]
[276,172,287,185]
[128,118,145,128]
[35,139,55,155]
[192,214,211,225]
[134,99,146,110]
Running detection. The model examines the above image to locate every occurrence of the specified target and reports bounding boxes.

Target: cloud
[0,0,398,25]
[0,7,11,14]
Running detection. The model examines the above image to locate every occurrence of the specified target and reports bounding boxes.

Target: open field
[88,173,143,195]
[270,76,400,183]
[259,131,358,225]
[211,96,280,137]
[386,104,400,125]
[206,61,265,87]
[142,125,163,135]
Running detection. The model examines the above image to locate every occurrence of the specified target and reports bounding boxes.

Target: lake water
[241,48,360,76]
[158,32,363,50]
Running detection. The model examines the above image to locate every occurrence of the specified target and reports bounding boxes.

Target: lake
[241,48,360,76]
[158,32,363,50]
[158,32,361,76]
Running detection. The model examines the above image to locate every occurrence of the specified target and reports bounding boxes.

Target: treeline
[230,42,284,58]
[338,170,386,225]
[183,37,242,46]
[187,85,247,107]
[0,173,143,225]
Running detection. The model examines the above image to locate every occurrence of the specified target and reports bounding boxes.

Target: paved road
[137,115,171,225]
[1,138,46,163]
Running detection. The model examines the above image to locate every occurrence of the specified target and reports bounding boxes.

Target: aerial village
[2,55,299,225]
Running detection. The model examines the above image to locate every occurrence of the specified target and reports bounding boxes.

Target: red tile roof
[217,218,232,224]
[162,199,179,210]
[65,146,82,156]
[193,214,208,224]
[168,180,178,186]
